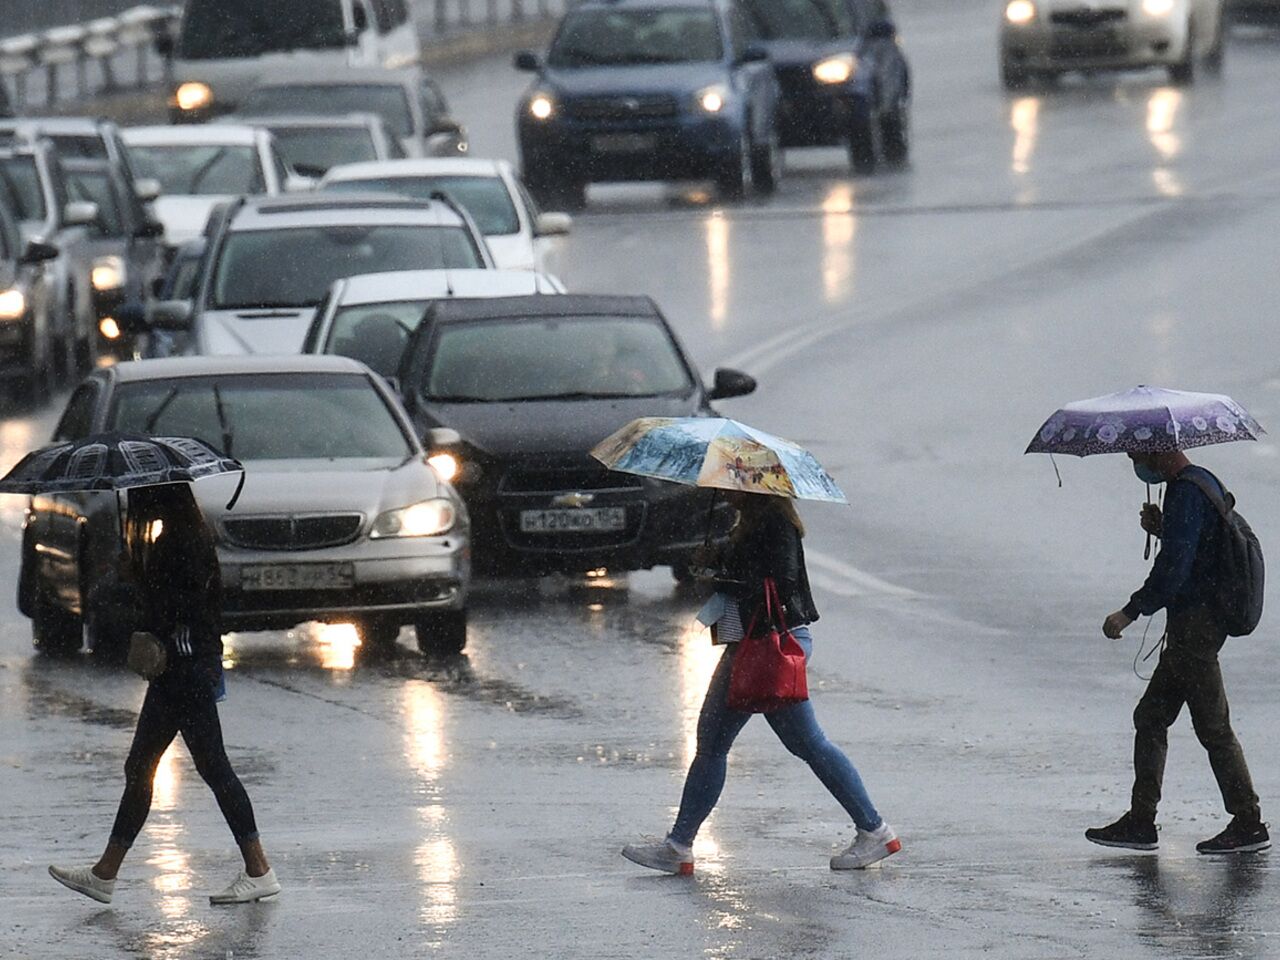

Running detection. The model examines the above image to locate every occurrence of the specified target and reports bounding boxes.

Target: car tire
[715,134,751,201]
[359,618,402,653]
[415,609,467,657]
[15,334,53,407]
[847,100,880,174]
[879,97,910,168]
[32,592,82,656]
[749,126,781,196]
[526,171,586,213]
[1001,58,1032,90]
[1169,21,1196,85]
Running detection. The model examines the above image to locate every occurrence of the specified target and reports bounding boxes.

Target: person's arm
[1121,482,1208,620]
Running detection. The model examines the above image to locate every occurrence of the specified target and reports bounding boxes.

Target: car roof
[0,117,108,135]
[326,157,507,181]
[251,66,421,89]
[336,269,561,306]
[228,113,382,130]
[111,354,373,383]
[121,125,262,146]
[428,294,660,323]
[228,192,465,230]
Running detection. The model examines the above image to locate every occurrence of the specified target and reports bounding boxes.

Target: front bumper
[1002,18,1187,71]
[772,64,873,148]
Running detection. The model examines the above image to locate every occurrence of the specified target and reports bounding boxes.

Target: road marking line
[806,549,919,598]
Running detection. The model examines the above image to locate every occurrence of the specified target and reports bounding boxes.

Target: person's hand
[1103,610,1134,640]
[1140,503,1163,537]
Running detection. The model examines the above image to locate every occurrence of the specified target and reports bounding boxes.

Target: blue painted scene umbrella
[591,417,848,504]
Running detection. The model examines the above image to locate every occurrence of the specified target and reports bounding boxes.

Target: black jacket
[715,510,819,629]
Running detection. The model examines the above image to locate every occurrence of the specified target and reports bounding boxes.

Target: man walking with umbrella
[1028,387,1268,854]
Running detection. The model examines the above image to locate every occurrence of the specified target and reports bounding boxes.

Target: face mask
[1133,462,1164,485]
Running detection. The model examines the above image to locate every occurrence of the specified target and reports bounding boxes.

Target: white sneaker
[830,822,902,870]
[49,864,115,904]
[621,836,694,876]
[209,867,281,905]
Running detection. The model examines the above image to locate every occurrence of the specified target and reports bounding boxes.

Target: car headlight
[174,81,213,113]
[91,255,125,292]
[0,288,25,320]
[812,54,856,85]
[1142,0,1176,15]
[428,452,459,483]
[99,317,122,340]
[528,92,555,120]
[1005,0,1037,24]
[695,84,729,113]
[370,498,457,538]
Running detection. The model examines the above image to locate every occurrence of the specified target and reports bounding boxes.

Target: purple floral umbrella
[1026,386,1265,458]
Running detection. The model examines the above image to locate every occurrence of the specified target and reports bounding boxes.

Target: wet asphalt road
[6,2,1280,957]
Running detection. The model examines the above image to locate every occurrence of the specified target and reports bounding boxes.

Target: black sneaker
[1196,818,1271,855]
[1086,812,1158,850]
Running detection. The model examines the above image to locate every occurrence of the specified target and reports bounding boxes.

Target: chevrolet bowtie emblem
[552,492,596,508]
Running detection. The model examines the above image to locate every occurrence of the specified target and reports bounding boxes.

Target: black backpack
[1179,471,1265,637]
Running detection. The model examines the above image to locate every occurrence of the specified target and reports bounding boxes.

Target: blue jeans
[669,627,882,846]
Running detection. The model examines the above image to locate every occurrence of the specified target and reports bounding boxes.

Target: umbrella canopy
[591,417,848,504]
[0,432,243,496]
[1025,386,1265,458]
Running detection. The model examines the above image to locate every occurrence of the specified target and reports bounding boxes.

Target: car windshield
[243,86,414,138]
[326,300,426,377]
[212,225,482,309]
[0,157,47,222]
[67,170,125,238]
[177,0,347,60]
[423,315,693,402]
[740,0,854,39]
[110,373,413,461]
[325,175,519,235]
[127,144,265,196]
[270,127,378,174]
[548,8,723,67]
[47,134,110,160]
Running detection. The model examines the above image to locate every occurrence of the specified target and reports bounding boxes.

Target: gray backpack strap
[1178,469,1235,519]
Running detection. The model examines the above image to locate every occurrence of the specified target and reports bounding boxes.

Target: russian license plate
[519,508,627,533]
[591,133,657,154]
[1052,32,1124,58]
[240,563,355,591]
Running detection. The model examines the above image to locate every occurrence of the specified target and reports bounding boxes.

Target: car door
[726,3,777,145]
[854,0,904,109]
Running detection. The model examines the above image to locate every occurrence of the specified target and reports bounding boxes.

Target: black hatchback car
[741,0,911,172]
[397,294,757,578]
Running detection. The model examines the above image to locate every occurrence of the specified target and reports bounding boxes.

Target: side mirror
[533,211,572,237]
[706,367,757,401]
[63,200,100,227]
[429,117,463,137]
[514,50,541,72]
[134,219,165,240]
[133,177,161,202]
[427,427,462,448]
[867,18,897,40]
[20,240,60,265]
[148,299,194,331]
[739,44,769,64]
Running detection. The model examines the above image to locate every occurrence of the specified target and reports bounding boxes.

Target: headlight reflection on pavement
[678,618,721,863]
[313,622,362,672]
[821,183,857,304]
[1009,95,1041,181]
[1147,88,1185,198]
[402,682,458,940]
[704,212,731,330]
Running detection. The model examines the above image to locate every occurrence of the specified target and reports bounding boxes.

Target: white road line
[805,549,919,598]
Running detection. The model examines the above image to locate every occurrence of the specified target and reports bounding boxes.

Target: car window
[327,300,426,376]
[53,383,99,441]
[109,373,414,460]
[127,144,266,196]
[177,0,347,59]
[549,8,724,67]
[324,175,519,235]
[211,224,482,309]
[370,0,410,32]
[0,157,48,222]
[740,0,854,40]
[47,134,110,161]
[168,251,206,300]
[242,85,415,138]
[423,315,694,402]
[271,128,379,174]
[68,169,126,239]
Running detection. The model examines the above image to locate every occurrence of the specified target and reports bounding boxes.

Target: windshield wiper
[143,387,180,433]
[212,384,234,458]
[422,394,492,403]
[488,390,655,402]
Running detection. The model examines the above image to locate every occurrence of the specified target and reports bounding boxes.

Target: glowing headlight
[1142,0,1175,15]
[696,84,728,113]
[91,255,125,291]
[99,317,122,340]
[428,452,460,482]
[529,93,555,120]
[812,54,856,85]
[370,498,456,538]
[174,81,213,113]
[0,288,25,320]
[1005,0,1037,23]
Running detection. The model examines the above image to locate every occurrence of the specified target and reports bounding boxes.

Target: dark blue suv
[741,0,910,173]
[515,0,782,208]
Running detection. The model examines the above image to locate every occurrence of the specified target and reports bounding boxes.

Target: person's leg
[1183,656,1261,822]
[668,647,754,847]
[1130,652,1187,822]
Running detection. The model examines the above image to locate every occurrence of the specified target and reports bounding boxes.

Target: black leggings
[109,666,259,848]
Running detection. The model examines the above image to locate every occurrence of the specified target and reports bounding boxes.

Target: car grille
[775,64,818,100]
[563,94,680,122]
[222,514,364,551]
[1050,8,1127,27]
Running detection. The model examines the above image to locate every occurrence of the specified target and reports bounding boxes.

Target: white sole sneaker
[49,865,115,904]
[621,838,694,876]
[831,824,902,871]
[209,868,282,905]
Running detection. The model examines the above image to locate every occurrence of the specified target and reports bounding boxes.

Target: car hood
[483,234,537,272]
[173,49,361,109]
[540,63,728,97]
[420,394,703,458]
[197,306,316,355]
[152,195,231,246]
[759,39,860,68]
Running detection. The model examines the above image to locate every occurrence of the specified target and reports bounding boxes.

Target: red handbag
[727,578,809,713]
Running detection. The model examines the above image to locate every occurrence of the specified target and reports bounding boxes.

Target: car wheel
[14,333,53,407]
[1203,17,1225,74]
[1001,57,1032,90]
[847,100,880,174]
[715,133,750,201]
[879,97,910,168]
[749,125,781,196]
[359,618,402,653]
[32,592,82,656]
[1169,21,1196,85]
[415,609,467,657]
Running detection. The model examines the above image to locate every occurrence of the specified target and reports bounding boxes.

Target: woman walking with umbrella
[594,418,900,875]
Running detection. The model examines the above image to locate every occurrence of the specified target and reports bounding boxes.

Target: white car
[224,113,405,177]
[22,355,471,656]
[320,158,570,272]
[1000,0,1225,88]
[301,268,566,377]
[121,125,296,248]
